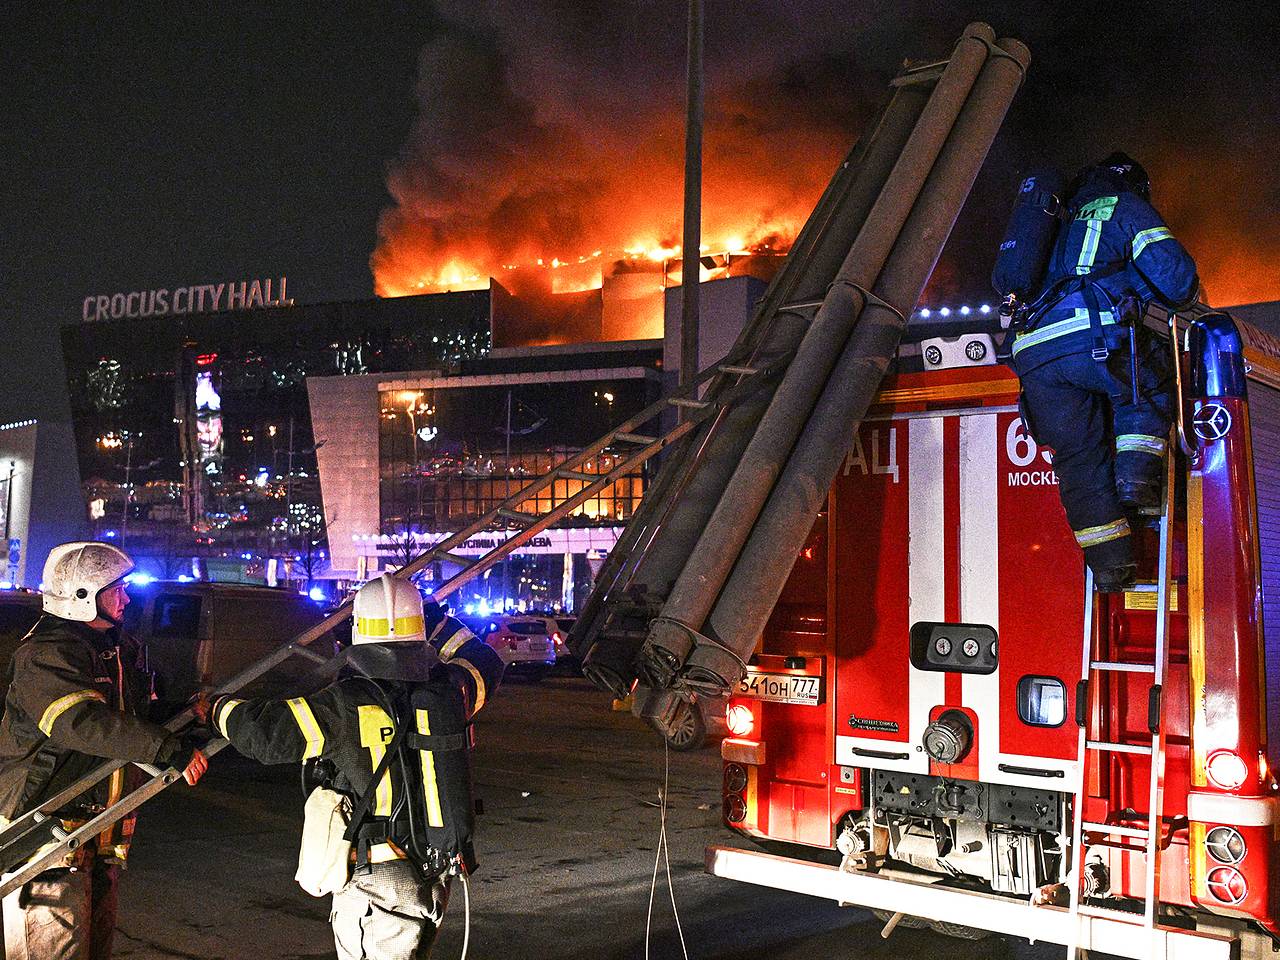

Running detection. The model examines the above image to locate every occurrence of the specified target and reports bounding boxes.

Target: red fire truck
[708,309,1280,958]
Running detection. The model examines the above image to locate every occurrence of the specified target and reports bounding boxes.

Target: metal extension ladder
[1066,446,1177,960]
[0,342,796,894]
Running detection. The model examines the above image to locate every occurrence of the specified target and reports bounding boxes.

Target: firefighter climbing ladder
[1066,443,1178,960]
[0,332,803,897]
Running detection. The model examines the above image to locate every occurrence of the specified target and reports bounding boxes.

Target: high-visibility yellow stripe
[1115,434,1167,456]
[38,689,107,736]
[1073,517,1131,548]
[1075,218,1103,275]
[287,697,326,760]
[357,705,394,817]
[1132,226,1173,259]
[355,615,425,639]
[1011,309,1117,357]
[440,626,473,660]
[416,708,445,828]
[454,657,487,714]
[215,698,244,739]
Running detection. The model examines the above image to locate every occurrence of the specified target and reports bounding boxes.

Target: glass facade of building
[61,291,491,580]
[378,377,650,535]
[372,366,659,612]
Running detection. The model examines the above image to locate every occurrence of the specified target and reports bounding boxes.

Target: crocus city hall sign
[81,276,292,322]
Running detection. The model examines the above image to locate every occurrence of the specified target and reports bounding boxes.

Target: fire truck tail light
[724,763,748,794]
[1206,750,1250,790]
[726,704,754,738]
[724,794,747,824]
[1205,866,1248,905]
[1205,826,1247,864]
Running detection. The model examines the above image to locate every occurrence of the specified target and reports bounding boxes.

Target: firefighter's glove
[157,733,211,787]
[186,692,212,726]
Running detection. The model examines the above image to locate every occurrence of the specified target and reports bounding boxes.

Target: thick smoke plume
[373,2,1280,309]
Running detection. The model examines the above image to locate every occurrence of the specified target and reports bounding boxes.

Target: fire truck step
[1085,740,1153,756]
[615,432,657,445]
[667,397,710,409]
[717,364,759,376]
[1090,660,1156,674]
[1081,821,1151,840]
[1076,903,1150,924]
[1126,583,1161,593]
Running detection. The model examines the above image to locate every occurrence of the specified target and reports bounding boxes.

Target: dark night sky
[3,1,1277,424]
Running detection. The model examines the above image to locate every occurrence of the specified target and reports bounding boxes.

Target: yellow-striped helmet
[352,574,426,645]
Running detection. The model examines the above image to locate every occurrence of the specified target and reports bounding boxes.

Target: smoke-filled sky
[2,1,1278,422]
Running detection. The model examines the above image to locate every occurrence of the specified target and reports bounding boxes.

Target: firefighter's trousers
[1017,338,1174,579]
[331,860,449,960]
[2,860,119,960]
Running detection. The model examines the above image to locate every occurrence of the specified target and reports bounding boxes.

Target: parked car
[123,581,343,711]
[485,615,556,680]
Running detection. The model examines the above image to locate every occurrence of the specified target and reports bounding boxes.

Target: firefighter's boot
[1082,527,1136,593]
[1117,478,1161,514]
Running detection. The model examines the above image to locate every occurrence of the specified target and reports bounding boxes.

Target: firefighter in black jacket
[0,542,208,960]
[1005,153,1199,590]
[209,574,504,960]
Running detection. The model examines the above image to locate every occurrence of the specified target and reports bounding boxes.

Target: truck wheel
[665,702,706,751]
[927,919,992,940]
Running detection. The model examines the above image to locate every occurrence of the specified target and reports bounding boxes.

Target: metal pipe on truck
[577,68,939,697]
[682,37,1031,696]
[640,22,998,689]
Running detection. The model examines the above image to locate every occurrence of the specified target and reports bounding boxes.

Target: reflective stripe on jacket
[213,611,505,871]
[0,616,170,826]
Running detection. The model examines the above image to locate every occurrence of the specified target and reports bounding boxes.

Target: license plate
[736,671,822,706]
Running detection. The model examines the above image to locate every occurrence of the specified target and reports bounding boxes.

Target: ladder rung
[1081,821,1151,840]
[556,469,597,482]
[496,507,539,524]
[668,397,710,409]
[777,299,824,315]
[1090,660,1156,674]
[134,763,164,778]
[1086,740,1153,756]
[718,364,759,376]
[615,432,657,445]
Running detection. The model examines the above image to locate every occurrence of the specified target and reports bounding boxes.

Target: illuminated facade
[60,291,491,581]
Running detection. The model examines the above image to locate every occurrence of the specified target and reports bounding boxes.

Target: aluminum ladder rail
[1066,446,1177,960]
[0,347,789,892]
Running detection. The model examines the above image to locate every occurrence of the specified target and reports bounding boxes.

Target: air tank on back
[991,166,1066,318]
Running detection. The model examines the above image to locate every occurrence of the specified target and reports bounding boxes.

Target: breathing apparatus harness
[1002,189,1146,402]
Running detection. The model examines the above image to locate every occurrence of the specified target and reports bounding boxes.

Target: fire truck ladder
[1066,447,1177,960]
[0,345,791,896]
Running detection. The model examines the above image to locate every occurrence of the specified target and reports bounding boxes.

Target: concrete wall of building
[662,275,767,390]
[0,419,85,588]
[307,376,381,576]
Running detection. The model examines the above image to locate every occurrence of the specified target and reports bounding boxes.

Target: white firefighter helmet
[352,574,426,645]
[41,541,134,622]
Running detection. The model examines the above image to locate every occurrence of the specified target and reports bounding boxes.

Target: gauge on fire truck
[909,621,998,675]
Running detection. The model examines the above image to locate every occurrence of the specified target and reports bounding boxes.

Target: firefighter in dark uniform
[1006,153,1199,590]
[0,542,208,960]
[209,574,504,960]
